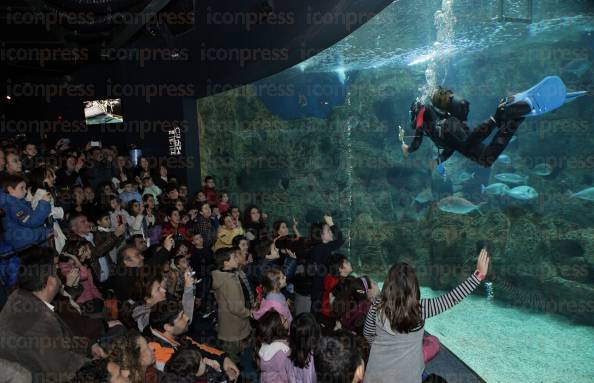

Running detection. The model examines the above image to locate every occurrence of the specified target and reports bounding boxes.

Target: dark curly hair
[314,330,364,383]
[107,330,144,383]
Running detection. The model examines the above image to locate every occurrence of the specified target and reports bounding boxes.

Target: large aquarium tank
[198,1,594,381]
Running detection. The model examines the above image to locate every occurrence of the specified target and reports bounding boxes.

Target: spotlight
[6,95,11,100]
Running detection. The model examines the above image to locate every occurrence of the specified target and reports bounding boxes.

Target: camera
[275,237,302,255]
[172,233,184,243]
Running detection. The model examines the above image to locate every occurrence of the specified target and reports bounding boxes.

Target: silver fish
[506,186,539,200]
[570,187,594,202]
[412,189,434,205]
[494,173,529,184]
[437,196,483,215]
[532,163,553,177]
[481,183,510,196]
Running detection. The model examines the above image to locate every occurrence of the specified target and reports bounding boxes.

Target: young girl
[364,249,490,383]
[253,268,292,326]
[59,239,103,313]
[332,276,379,335]
[256,309,291,383]
[127,200,148,238]
[217,191,230,215]
[109,196,130,232]
[243,205,269,250]
[287,313,320,383]
[307,215,345,316]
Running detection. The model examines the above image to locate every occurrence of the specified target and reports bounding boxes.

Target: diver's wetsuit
[407,104,525,167]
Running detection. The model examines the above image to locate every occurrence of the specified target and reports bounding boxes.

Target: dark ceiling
[1,0,394,98]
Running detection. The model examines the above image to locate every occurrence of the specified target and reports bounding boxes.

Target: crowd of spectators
[0,137,489,383]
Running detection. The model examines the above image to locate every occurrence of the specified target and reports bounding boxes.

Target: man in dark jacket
[0,246,89,382]
[84,147,115,189]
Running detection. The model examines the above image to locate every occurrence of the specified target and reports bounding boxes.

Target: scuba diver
[402,76,587,169]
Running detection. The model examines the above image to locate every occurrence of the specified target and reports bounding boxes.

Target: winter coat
[258,341,291,383]
[211,269,252,342]
[0,289,89,382]
[253,292,292,325]
[0,193,51,251]
[213,226,244,251]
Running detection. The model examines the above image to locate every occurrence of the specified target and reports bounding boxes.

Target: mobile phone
[90,141,101,148]
[117,215,124,225]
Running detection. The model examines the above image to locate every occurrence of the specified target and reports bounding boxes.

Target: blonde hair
[262,268,284,295]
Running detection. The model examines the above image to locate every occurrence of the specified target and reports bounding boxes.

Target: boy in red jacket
[320,253,352,319]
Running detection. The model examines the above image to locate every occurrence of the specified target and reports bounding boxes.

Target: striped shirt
[364,273,481,344]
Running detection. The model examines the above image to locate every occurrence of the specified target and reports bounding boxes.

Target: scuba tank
[431,87,470,121]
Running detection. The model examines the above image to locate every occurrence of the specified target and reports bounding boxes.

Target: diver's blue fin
[565,91,588,103]
[507,76,587,117]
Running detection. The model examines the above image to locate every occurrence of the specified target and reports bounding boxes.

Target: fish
[569,187,594,202]
[437,196,483,215]
[412,188,434,205]
[532,163,553,177]
[496,154,512,165]
[451,170,475,185]
[506,186,539,200]
[481,183,510,196]
[494,173,529,184]
[562,58,591,78]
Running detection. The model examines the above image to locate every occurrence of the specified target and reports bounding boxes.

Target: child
[308,215,345,315]
[0,175,51,287]
[108,196,130,232]
[1,175,51,249]
[118,180,142,205]
[253,240,297,287]
[364,249,490,383]
[315,331,365,383]
[287,313,320,383]
[164,347,234,383]
[213,214,244,251]
[202,176,217,205]
[253,268,292,326]
[126,200,147,238]
[320,253,352,320]
[331,276,379,335]
[168,255,190,297]
[210,205,221,232]
[256,309,291,383]
[217,192,230,215]
[59,239,103,313]
[95,211,118,264]
[141,176,162,202]
[211,248,252,364]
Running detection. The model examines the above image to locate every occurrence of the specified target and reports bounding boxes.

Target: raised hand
[476,248,490,276]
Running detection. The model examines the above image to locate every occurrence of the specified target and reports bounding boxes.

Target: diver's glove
[492,98,507,125]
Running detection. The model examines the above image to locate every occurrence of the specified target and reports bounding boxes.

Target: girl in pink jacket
[253,268,292,326]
